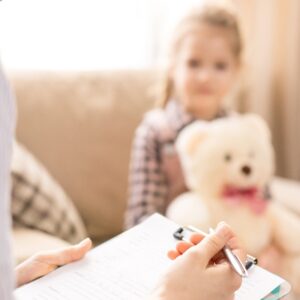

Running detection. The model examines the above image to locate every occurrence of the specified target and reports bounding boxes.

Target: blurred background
[0,0,299,181]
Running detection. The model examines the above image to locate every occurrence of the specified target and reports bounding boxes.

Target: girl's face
[170,23,239,120]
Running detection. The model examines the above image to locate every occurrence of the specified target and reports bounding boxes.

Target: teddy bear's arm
[269,203,300,254]
[166,192,211,231]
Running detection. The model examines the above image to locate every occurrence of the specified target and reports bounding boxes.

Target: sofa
[8,70,300,267]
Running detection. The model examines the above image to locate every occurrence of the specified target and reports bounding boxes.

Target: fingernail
[215,222,230,239]
[80,237,91,246]
[216,221,226,230]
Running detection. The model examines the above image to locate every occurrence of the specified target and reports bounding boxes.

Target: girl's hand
[15,238,92,287]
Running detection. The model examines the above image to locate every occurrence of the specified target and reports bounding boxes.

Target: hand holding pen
[169,222,251,277]
[159,222,246,299]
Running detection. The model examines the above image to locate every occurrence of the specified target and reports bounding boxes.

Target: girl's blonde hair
[157,3,243,108]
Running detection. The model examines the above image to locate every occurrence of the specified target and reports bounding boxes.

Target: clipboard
[263,282,292,300]
[172,225,291,300]
[14,213,291,300]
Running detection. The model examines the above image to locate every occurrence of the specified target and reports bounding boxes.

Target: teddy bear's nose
[241,165,252,176]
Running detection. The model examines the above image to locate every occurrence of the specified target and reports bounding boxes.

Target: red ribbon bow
[222,186,268,214]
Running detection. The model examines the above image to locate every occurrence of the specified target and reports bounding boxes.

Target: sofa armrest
[272,176,300,216]
[13,227,70,265]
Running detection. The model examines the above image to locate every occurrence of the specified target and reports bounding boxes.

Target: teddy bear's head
[176,114,275,201]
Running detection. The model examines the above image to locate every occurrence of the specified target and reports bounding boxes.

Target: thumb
[194,222,232,266]
[36,237,92,266]
[56,237,93,265]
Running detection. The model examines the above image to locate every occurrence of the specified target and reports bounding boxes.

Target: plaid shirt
[124,100,227,228]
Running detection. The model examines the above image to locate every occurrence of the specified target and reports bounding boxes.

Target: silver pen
[187,225,248,278]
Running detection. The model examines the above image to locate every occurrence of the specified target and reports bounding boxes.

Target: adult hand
[151,222,246,300]
[15,238,92,287]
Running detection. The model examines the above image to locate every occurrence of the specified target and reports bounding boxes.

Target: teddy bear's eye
[224,154,232,162]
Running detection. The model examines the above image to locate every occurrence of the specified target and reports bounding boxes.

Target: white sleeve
[0,63,16,299]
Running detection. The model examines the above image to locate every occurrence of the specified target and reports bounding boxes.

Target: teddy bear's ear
[242,113,271,140]
[176,121,210,157]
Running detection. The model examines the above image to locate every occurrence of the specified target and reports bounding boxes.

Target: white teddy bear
[166,114,300,294]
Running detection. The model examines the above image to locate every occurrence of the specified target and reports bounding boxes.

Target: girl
[125,2,283,277]
[125,3,241,228]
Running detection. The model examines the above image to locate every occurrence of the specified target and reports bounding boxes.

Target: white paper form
[235,266,285,300]
[15,214,177,300]
[14,214,287,300]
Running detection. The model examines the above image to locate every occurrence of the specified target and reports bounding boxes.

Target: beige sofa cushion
[10,70,158,244]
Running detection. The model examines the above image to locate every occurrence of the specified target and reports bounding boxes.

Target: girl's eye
[224,153,232,162]
[215,62,227,71]
[187,59,200,68]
